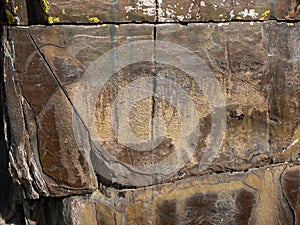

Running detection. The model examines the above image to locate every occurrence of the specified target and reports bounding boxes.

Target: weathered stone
[3,0,300,24]
[41,0,156,24]
[0,1,7,24]
[4,24,156,196]
[29,24,156,187]
[20,164,298,225]
[157,0,271,22]
[4,27,98,197]
[273,0,300,20]
[95,202,123,225]
[131,164,296,224]
[0,25,25,225]
[3,0,28,25]
[267,23,300,163]
[62,196,98,225]
[2,6,300,222]
[4,23,300,194]
[156,22,300,179]
[282,166,300,225]
[23,198,66,225]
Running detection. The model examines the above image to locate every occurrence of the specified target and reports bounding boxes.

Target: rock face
[1,0,300,225]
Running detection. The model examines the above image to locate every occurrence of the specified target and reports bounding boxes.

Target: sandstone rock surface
[0,1,300,224]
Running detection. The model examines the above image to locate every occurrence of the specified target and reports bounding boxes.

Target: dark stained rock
[267,23,300,163]
[121,164,295,224]
[282,166,300,225]
[0,1,8,24]
[1,161,298,224]
[3,0,28,25]
[181,189,255,225]
[154,180,257,225]
[0,25,25,225]
[157,199,177,225]
[273,0,300,20]
[4,27,98,197]
[23,198,66,225]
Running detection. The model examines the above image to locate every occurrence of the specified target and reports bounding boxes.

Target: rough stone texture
[268,24,300,163]
[3,0,300,25]
[1,2,300,225]
[282,166,300,225]
[0,1,8,24]
[156,22,300,179]
[4,24,156,197]
[4,27,96,198]
[0,25,25,225]
[157,0,271,22]
[273,0,300,19]
[2,0,28,25]
[3,22,300,194]
[42,0,156,24]
[19,164,300,225]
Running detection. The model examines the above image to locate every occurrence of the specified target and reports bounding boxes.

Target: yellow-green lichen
[259,10,270,21]
[261,10,270,17]
[40,0,49,13]
[287,23,295,26]
[5,9,16,24]
[236,16,243,20]
[88,17,100,23]
[48,16,59,24]
[13,6,18,13]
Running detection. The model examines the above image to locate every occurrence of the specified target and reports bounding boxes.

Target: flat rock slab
[46,0,272,23]
[44,0,156,23]
[3,0,300,24]
[3,22,300,197]
[157,0,271,22]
